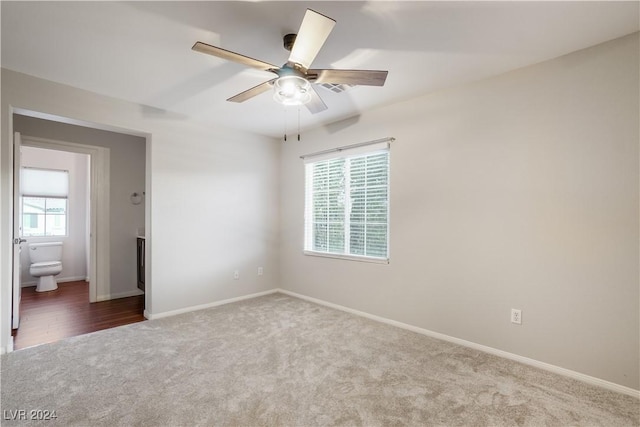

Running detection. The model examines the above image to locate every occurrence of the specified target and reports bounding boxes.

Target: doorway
[18,146,92,293]
[14,134,110,308]
[10,112,148,350]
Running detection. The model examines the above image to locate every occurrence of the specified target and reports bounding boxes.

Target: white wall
[14,115,146,299]
[19,146,88,285]
[279,33,639,389]
[1,69,281,352]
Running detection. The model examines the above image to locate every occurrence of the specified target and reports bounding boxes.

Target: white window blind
[304,140,390,262]
[21,167,69,198]
[20,167,69,237]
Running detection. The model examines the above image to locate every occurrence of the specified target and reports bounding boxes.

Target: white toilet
[28,242,63,292]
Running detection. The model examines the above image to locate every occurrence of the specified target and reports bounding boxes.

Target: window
[304,140,390,262]
[22,197,67,236]
[21,167,69,237]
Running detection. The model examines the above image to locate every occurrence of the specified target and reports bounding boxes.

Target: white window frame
[303,138,392,264]
[22,196,69,237]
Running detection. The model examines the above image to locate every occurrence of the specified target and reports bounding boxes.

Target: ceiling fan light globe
[273,75,312,106]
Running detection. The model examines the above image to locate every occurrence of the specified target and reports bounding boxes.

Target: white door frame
[19,135,110,303]
[12,132,23,329]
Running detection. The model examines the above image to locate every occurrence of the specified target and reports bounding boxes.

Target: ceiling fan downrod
[283,34,297,52]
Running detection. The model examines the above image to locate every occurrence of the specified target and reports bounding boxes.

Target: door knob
[13,238,26,244]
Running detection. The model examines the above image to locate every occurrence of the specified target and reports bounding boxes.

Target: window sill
[303,250,389,264]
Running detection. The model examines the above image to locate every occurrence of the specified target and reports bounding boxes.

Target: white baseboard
[59,276,87,284]
[21,276,87,287]
[277,289,640,399]
[145,289,279,320]
[96,289,144,302]
[2,336,14,354]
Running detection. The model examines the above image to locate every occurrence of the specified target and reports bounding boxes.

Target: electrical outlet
[511,309,522,325]
[233,270,239,280]
[257,267,263,276]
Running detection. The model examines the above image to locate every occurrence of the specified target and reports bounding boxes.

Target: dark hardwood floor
[12,280,145,350]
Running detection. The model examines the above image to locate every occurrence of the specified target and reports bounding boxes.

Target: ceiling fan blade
[192,42,278,72]
[227,79,276,103]
[309,69,388,86]
[306,86,328,114]
[288,9,336,71]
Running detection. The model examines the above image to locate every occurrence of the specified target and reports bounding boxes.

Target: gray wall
[1,28,636,393]
[279,34,639,389]
[14,114,146,298]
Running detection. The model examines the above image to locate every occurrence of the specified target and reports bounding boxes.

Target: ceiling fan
[192,9,388,114]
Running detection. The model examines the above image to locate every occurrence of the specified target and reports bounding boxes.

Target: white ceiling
[2,1,638,138]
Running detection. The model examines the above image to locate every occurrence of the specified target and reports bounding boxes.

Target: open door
[12,132,25,330]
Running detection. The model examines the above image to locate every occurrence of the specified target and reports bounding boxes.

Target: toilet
[28,242,63,292]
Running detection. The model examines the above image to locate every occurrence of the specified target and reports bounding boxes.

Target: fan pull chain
[297,107,301,141]
[283,107,288,142]
[282,107,302,142]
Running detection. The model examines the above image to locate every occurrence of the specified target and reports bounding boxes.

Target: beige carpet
[1,293,638,426]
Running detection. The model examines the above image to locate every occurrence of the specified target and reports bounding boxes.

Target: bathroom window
[303,139,390,263]
[20,167,69,237]
[22,197,67,236]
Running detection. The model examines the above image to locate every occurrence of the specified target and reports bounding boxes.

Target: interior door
[12,132,24,330]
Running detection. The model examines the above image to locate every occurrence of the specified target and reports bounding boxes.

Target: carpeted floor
[1,293,638,426]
